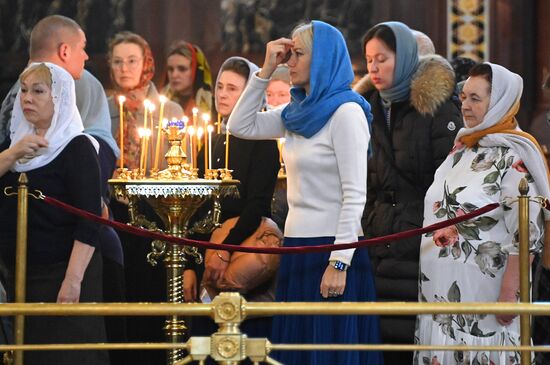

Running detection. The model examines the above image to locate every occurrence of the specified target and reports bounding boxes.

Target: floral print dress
[414,143,544,365]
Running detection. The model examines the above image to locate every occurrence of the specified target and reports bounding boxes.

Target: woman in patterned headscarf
[106,31,183,365]
[107,31,182,171]
[163,40,213,117]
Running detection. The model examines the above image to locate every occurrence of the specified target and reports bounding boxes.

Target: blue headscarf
[281,21,372,138]
[377,21,419,103]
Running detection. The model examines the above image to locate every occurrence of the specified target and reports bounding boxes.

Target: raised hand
[10,134,48,159]
[258,38,294,80]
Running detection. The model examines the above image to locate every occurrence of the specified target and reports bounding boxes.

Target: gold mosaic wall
[447,0,490,62]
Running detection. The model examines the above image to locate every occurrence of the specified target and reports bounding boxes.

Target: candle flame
[188,126,195,136]
[197,126,204,138]
[143,99,151,108]
[202,113,211,122]
[182,116,189,124]
[192,107,199,116]
[159,95,167,104]
[148,103,156,112]
[138,127,146,138]
[118,95,126,104]
[207,124,214,133]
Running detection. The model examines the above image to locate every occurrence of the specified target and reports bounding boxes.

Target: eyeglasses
[111,57,142,70]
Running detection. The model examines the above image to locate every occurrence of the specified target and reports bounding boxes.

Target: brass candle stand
[110,121,239,364]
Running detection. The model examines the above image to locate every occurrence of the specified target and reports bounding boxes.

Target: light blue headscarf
[281,21,372,138]
[76,70,120,157]
[377,21,419,104]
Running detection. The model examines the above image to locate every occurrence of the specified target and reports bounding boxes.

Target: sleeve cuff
[329,248,355,266]
[252,71,271,85]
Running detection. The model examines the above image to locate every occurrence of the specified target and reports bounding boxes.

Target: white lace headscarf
[10,62,98,172]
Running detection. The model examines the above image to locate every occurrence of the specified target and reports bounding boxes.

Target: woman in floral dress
[415,63,550,364]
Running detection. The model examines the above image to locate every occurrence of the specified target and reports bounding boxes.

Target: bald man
[0,15,119,159]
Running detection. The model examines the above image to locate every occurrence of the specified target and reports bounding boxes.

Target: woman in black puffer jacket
[355,21,462,364]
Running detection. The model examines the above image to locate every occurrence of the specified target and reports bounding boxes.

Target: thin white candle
[148,103,156,171]
[192,107,199,128]
[138,127,146,172]
[154,96,167,170]
[196,127,203,170]
[144,128,152,173]
[117,95,126,169]
[188,126,196,169]
[181,116,189,162]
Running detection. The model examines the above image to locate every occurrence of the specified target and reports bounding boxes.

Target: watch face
[333,261,347,271]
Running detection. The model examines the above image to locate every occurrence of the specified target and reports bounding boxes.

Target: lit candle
[148,103,156,170]
[188,125,195,169]
[144,128,152,173]
[202,113,210,174]
[145,128,154,171]
[207,125,214,170]
[192,107,199,127]
[138,127,146,172]
[217,113,221,134]
[181,116,189,161]
[154,96,167,170]
[118,95,126,169]
[197,126,204,171]
[140,100,150,173]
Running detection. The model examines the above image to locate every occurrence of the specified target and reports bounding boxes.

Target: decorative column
[447,0,490,62]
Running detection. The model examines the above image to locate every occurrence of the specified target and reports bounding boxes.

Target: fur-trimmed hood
[354,54,456,116]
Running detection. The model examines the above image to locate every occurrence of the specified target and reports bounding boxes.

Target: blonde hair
[291,23,313,53]
[20,63,52,88]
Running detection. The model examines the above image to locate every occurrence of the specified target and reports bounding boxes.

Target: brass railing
[2,174,549,364]
[1,298,550,364]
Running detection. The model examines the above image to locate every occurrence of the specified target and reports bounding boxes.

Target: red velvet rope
[42,196,498,254]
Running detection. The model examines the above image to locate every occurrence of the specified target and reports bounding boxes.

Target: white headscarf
[456,62,523,138]
[215,56,264,132]
[9,62,98,172]
[457,62,550,220]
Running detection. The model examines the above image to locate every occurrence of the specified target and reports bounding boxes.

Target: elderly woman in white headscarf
[0,62,107,365]
[414,62,550,365]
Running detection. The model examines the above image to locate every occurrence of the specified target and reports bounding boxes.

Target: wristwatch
[329,260,348,272]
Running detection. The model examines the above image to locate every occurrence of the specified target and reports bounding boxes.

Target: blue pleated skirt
[271,237,383,365]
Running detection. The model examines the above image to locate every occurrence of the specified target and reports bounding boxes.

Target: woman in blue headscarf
[354,21,462,363]
[228,21,382,365]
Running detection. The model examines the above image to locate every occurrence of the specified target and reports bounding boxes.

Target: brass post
[14,173,29,365]
[210,293,246,364]
[164,244,186,364]
[518,178,531,365]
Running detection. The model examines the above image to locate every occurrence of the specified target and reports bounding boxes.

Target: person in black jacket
[186,57,279,346]
[355,21,462,364]
[0,62,107,365]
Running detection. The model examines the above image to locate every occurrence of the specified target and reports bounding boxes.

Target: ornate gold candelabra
[110,120,239,364]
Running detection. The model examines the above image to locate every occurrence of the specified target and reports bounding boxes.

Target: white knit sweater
[228,74,369,265]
